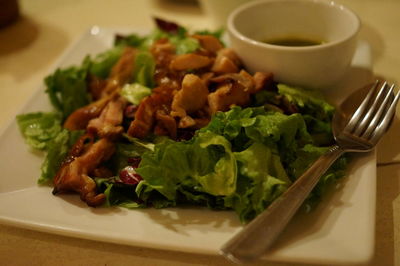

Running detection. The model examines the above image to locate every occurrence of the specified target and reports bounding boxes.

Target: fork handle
[220,144,345,263]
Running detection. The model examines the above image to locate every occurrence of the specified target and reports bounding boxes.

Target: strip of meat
[127,86,175,139]
[192,34,223,53]
[87,97,126,139]
[64,47,135,130]
[169,53,212,71]
[63,91,118,131]
[53,137,116,207]
[200,72,215,86]
[210,70,255,92]
[127,95,155,138]
[101,46,136,96]
[151,38,176,66]
[88,74,108,100]
[151,39,183,90]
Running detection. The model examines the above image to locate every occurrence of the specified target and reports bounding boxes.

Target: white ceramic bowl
[227,0,360,89]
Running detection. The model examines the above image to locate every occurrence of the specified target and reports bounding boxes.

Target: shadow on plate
[57,194,125,216]
[58,192,240,236]
[145,206,240,235]
[376,113,400,164]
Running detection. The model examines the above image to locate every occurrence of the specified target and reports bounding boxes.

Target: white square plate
[0,27,376,265]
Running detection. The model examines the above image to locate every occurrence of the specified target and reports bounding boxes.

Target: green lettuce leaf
[194,132,237,196]
[224,142,290,221]
[89,45,124,79]
[133,51,156,88]
[132,106,346,223]
[136,131,237,202]
[120,83,151,105]
[107,135,155,174]
[121,28,200,55]
[138,29,170,50]
[277,83,335,146]
[16,112,62,150]
[234,142,290,184]
[202,106,313,166]
[134,107,327,223]
[45,58,91,119]
[289,144,348,210]
[277,84,334,119]
[169,36,200,55]
[95,179,142,208]
[39,129,84,184]
[114,33,146,48]
[150,27,200,54]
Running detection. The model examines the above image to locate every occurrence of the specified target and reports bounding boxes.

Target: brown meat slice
[169,53,212,71]
[63,93,116,131]
[192,34,223,53]
[208,82,251,114]
[63,47,136,130]
[211,48,241,74]
[154,110,177,138]
[212,56,238,74]
[87,97,126,139]
[178,115,196,128]
[151,38,176,65]
[193,117,210,129]
[171,74,209,117]
[88,74,108,100]
[208,70,258,113]
[101,46,136,96]
[127,96,155,138]
[87,47,135,100]
[127,86,175,139]
[151,39,185,90]
[211,70,255,92]
[170,74,210,129]
[253,72,274,92]
[53,136,115,207]
[200,72,215,86]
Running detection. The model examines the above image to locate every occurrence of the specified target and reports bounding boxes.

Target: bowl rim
[227,0,361,51]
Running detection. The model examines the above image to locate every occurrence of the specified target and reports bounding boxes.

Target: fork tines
[344,80,400,143]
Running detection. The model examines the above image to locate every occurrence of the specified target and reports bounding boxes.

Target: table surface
[1,0,400,265]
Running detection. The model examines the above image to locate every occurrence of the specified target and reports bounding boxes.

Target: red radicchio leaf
[154,17,179,34]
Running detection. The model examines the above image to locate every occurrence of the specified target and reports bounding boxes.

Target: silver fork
[220,81,400,264]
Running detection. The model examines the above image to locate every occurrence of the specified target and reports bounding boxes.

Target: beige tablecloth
[1,0,400,265]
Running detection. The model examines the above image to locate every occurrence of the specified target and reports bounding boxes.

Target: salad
[17,18,347,223]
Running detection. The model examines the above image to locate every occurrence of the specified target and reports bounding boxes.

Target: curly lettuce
[130,105,344,223]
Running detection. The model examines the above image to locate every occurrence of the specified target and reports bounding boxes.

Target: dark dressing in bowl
[262,37,324,47]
